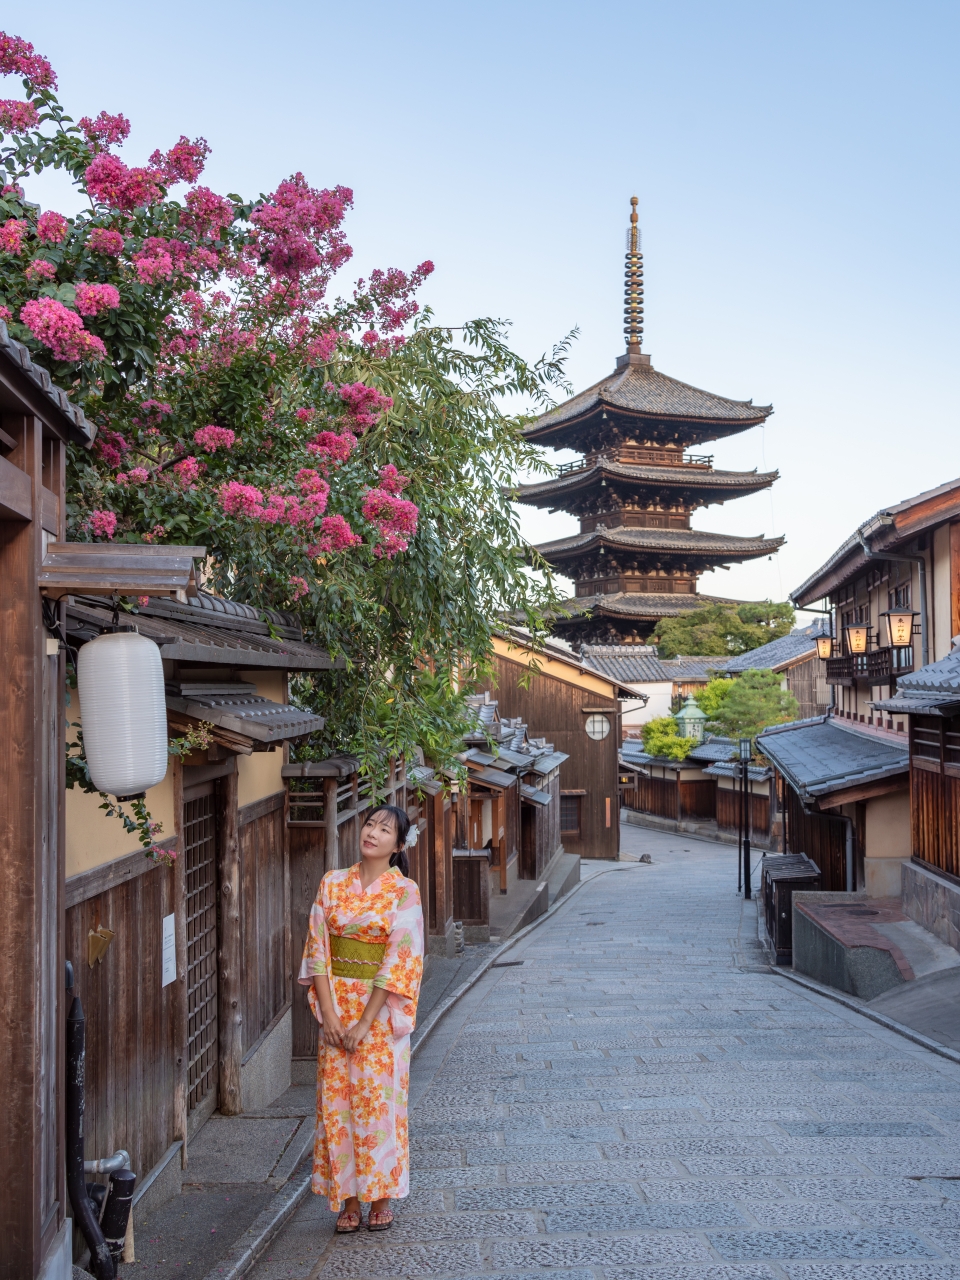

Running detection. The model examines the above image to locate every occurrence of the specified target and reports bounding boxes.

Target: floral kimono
[298,865,424,1208]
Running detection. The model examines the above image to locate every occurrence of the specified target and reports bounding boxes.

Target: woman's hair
[364,804,412,877]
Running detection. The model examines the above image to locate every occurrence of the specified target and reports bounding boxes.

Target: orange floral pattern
[298,865,424,1208]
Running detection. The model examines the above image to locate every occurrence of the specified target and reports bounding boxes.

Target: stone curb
[197,860,641,1280]
[410,860,644,1057]
[770,966,960,1068]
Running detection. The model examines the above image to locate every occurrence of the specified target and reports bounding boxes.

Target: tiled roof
[873,648,960,716]
[527,355,772,435]
[515,461,778,503]
[538,526,783,559]
[580,644,671,684]
[0,320,95,446]
[555,592,743,622]
[703,761,772,781]
[659,656,729,681]
[720,622,829,673]
[756,716,908,799]
[165,683,325,743]
[688,738,738,763]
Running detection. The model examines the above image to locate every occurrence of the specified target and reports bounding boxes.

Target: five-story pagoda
[517,197,784,646]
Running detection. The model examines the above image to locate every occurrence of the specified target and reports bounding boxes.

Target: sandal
[367,1206,393,1232]
[336,1208,362,1234]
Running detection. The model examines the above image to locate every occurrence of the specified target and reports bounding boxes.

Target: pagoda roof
[537,525,784,564]
[554,591,745,625]
[515,459,778,508]
[526,353,772,445]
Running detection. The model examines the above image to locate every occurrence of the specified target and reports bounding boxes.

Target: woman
[299,804,424,1233]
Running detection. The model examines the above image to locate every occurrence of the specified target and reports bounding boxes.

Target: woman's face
[360,811,400,862]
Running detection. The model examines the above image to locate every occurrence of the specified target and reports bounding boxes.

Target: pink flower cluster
[75,282,119,315]
[79,111,130,149]
[0,218,26,254]
[289,575,308,602]
[336,381,393,431]
[24,258,56,282]
[0,304,11,323]
[219,470,331,528]
[0,32,57,88]
[250,174,353,281]
[149,135,209,185]
[87,227,124,256]
[378,464,409,495]
[37,210,68,243]
[180,186,234,237]
[94,429,129,468]
[85,152,163,212]
[304,330,338,366]
[307,514,362,553]
[116,466,150,486]
[306,430,356,469]
[0,99,39,133]
[87,509,117,540]
[134,247,173,283]
[173,455,203,487]
[20,297,106,362]
[361,487,419,559]
[194,424,235,453]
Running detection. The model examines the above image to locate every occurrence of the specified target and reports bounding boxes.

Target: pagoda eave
[536,527,785,564]
[514,463,778,510]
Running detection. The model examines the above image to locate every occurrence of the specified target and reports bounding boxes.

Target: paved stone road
[248,826,960,1280]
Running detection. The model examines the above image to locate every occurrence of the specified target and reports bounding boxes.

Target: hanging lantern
[844,624,868,654]
[815,634,833,660]
[882,610,917,647]
[77,629,168,798]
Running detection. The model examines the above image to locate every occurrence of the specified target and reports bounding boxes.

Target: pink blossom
[115,473,128,485]
[0,33,57,88]
[87,509,117,540]
[220,480,265,518]
[0,218,26,254]
[378,464,410,495]
[0,99,38,133]
[79,111,130,149]
[173,455,202,487]
[180,186,234,237]
[0,305,11,323]
[141,524,166,543]
[139,399,172,420]
[150,135,209,185]
[362,488,419,558]
[295,469,330,498]
[94,429,128,468]
[295,407,315,422]
[251,175,353,281]
[305,430,356,467]
[304,330,339,365]
[189,246,219,273]
[74,282,119,315]
[137,596,149,608]
[134,250,174,283]
[36,210,68,243]
[308,514,362,553]
[87,227,124,256]
[194,424,236,453]
[24,258,56,282]
[128,466,150,483]
[20,296,107,362]
[85,153,162,211]
[288,576,308,602]
[337,381,393,431]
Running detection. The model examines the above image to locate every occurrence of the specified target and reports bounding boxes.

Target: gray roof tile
[538,526,782,559]
[515,461,778,503]
[756,717,907,798]
[580,644,671,683]
[721,623,829,673]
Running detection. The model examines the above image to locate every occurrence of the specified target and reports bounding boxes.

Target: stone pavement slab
[245,826,960,1278]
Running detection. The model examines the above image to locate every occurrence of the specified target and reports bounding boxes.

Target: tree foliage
[640,715,693,761]
[0,30,570,778]
[652,601,795,659]
[702,669,798,741]
[693,676,734,721]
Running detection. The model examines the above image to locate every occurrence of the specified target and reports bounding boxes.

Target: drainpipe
[857,530,929,668]
[841,814,855,893]
[67,997,115,1280]
[85,1151,136,1264]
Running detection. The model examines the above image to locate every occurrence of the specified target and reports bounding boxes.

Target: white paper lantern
[77,629,168,797]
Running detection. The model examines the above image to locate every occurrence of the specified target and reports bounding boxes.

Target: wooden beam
[817,778,908,809]
[324,777,339,872]
[218,768,242,1115]
[0,452,32,520]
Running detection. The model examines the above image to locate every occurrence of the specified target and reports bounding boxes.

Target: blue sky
[14,1,960,611]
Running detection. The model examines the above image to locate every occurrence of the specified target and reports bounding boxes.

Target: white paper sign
[161,913,176,987]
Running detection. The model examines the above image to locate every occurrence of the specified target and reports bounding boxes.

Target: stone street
[246,826,960,1280]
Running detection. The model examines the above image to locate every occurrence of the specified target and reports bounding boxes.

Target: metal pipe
[85,1150,130,1176]
[100,1169,137,1266]
[743,757,752,900]
[842,814,855,893]
[66,997,115,1280]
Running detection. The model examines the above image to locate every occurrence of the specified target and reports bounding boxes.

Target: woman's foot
[367,1198,393,1231]
[336,1198,362,1233]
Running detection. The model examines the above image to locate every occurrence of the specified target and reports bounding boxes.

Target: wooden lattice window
[560,794,581,835]
[184,788,219,1112]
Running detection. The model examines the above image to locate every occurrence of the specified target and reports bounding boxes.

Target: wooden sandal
[367,1206,393,1232]
[336,1208,362,1233]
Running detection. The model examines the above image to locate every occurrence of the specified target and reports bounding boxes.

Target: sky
[12,1,960,616]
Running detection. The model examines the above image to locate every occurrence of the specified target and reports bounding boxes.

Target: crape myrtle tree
[0,30,568,788]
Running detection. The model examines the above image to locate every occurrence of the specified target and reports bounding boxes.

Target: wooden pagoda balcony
[825,645,914,686]
[555,448,714,478]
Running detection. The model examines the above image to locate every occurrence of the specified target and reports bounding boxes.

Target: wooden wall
[786,655,828,720]
[521,774,561,880]
[64,855,178,1186]
[679,779,716,820]
[717,788,770,836]
[491,654,619,859]
[784,786,846,891]
[912,766,960,879]
[239,794,290,1056]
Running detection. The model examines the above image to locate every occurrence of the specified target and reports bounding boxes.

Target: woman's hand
[341,1015,373,1053]
[322,1011,346,1049]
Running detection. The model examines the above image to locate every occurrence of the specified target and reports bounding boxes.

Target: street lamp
[881,609,918,647]
[844,623,869,654]
[816,633,833,660]
[739,737,752,900]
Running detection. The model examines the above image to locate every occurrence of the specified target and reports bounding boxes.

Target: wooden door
[183,783,219,1117]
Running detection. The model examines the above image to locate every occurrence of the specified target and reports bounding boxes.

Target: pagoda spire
[623,196,644,354]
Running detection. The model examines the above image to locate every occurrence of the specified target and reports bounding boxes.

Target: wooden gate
[183,785,219,1115]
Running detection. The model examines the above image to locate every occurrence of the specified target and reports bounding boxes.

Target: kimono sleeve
[374,878,424,1037]
[297,875,331,1026]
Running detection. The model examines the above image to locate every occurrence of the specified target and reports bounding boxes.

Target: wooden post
[171,756,189,1166]
[498,793,508,894]
[218,767,243,1115]
[323,776,339,872]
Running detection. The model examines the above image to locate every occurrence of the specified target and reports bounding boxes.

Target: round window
[584,714,611,740]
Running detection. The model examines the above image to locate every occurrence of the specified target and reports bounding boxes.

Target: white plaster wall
[864,790,910,860]
[620,682,673,734]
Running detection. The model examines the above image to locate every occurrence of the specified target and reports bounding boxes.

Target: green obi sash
[329,933,387,981]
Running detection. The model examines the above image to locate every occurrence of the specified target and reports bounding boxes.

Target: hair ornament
[404,824,419,848]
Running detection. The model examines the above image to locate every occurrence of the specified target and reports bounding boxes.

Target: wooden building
[513,198,782,647]
[483,632,636,860]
